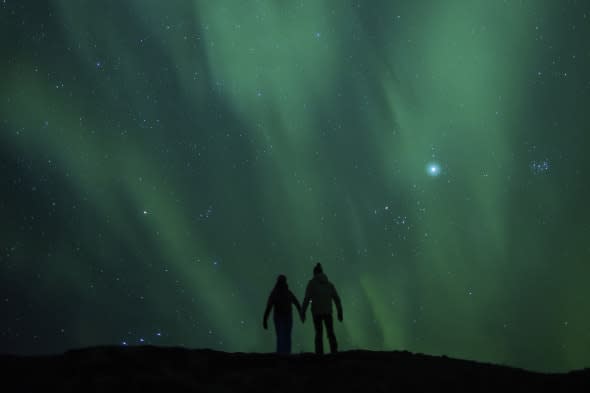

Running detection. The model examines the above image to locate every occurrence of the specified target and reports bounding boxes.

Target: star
[426,162,441,177]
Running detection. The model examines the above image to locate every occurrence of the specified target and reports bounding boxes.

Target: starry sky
[1,0,589,373]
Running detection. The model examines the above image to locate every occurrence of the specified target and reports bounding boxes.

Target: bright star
[426,162,441,177]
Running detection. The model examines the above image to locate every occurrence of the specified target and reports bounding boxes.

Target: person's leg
[286,316,293,354]
[274,317,281,353]
[312,314,324,355]
[325,314,338,354]
[275,317,287,353]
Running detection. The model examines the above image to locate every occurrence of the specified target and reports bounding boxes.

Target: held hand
[300,312,306,324]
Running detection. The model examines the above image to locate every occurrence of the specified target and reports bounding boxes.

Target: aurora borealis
[1,0,589,372]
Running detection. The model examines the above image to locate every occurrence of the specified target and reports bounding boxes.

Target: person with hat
[301,263,343,354]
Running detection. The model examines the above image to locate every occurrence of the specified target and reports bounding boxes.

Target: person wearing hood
[263,274,303,354]
[301,263,343,354]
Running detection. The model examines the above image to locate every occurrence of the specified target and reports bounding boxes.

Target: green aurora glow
[1,0,589,372]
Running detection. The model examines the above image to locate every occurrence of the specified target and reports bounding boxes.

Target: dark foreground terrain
[1,346,588,392]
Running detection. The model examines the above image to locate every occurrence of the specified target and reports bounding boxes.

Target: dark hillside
[1,346,588,392]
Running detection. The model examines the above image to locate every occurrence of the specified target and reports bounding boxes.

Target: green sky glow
[1,0,589,372]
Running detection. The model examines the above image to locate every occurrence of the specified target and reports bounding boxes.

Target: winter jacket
[264,289,301,320]
[302,273,342,317]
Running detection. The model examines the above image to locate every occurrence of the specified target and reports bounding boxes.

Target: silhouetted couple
[263,263,343,355]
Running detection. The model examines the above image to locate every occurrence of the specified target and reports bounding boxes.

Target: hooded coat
[302,273,343,317]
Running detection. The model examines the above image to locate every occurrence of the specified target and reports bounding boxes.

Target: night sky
[1,0,589,373]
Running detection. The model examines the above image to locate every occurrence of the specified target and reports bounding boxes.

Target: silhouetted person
[301,263,343,354]
[263,274,303,354]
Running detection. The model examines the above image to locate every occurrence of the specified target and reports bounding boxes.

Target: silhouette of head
[275,274,288,290]
[313,263,323,275]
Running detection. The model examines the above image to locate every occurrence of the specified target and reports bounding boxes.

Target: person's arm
[290,291,303,322]
[301,282,312,322]
[332,284,343,322]
[263,291,274,329]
